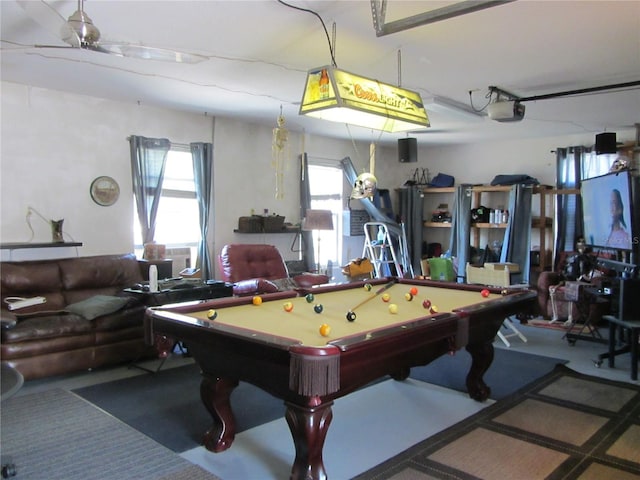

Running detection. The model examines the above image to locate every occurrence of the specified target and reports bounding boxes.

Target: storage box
[263,215,285,232]
[466,264,511,287]
[483,262,520,272]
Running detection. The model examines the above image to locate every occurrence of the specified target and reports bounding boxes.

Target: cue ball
[319,323,331,336]
[409,287,418,296]
[346,311,356,322]
[283,302,294,312]
[422,299,432,309]
[388,304,398,314]
[381,293,391,302]
[481,289,490,298]
[305,293,315,303]
[252,296,263,306]
[404,292,414,301]
[207,309,217,320]
[364,283,372,291]
[314,304,323,314]
[501,289,508,295]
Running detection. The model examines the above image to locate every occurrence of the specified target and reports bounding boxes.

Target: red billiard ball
[481,289,490,298]
[409,287,418,296]
[422,299,432,309]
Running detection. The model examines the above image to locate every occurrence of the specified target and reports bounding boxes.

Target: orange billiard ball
[409,287,419,296]
[381,293,391,303]
[283,302,294,312]
[319,323,331,337]
[252,296,263,306]
[480,289,490,298]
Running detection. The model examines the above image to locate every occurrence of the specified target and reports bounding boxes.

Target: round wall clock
[90,176,120,206]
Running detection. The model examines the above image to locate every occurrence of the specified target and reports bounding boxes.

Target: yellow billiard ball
[381,293,391,303]
[388,303,398,314]
[252,296,263,306]
[207,309,217,320]
[364,283,372,291]
[404,293,414,301]
[283,302,294,312]
[319,323,331,337]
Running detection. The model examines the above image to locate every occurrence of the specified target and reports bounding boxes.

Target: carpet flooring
[355,364,640,480]
[73,348,566,454]
[0,389,220,480]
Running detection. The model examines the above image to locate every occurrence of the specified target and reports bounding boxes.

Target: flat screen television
[581,170,635,251]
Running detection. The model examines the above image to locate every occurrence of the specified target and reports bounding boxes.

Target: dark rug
[355,364,640,480]
[0,389,220,480]
[410,347,568,401]
[73,348,567,454]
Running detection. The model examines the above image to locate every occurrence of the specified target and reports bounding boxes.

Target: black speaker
[398,138,417,163]
[595,132,617,154]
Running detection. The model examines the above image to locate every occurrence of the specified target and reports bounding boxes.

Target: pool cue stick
[350,279,398,312]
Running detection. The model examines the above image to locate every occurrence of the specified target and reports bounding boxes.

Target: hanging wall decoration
[272,106,290,199]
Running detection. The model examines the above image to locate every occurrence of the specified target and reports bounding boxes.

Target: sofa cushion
[2,314,91,343]
[59,254,142,291]
[65,295,131,320]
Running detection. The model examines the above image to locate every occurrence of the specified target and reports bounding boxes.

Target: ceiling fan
[17,0,207,64]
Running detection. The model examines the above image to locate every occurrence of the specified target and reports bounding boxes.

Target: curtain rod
[125,136,190,149]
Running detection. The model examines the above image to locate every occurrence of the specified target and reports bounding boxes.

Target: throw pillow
[65,295,131,320]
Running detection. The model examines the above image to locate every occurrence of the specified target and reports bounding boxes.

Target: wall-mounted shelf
[233,227,300,234]
[0,242,83,250]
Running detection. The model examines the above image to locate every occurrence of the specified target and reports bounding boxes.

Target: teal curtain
[190,142,213,280]
[129,136,170,244]
[500,185,533,284]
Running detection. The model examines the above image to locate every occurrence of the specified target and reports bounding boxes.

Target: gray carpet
[0,388,220,480]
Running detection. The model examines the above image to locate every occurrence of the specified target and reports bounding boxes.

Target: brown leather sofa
[1,253,155,380]
[218,244,330,296]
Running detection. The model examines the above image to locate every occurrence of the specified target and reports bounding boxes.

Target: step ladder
[496,316,528,347]
[363,222,413,278]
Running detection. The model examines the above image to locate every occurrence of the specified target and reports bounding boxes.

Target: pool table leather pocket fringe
[289,346,340,397]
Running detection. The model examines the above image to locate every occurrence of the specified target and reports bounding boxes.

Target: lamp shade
[302,209,334,231]
[299,66,430,133]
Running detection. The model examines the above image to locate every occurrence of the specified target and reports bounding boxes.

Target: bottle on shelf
[149,265,159,293]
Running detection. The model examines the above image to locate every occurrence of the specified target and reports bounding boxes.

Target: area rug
[74,348,567,454]
[355,364,640,480]
[0,388,220,480]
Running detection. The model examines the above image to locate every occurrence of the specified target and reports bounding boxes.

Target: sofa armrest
[232,278,279,297]
[293,273,330,288]
[1,310,18,330]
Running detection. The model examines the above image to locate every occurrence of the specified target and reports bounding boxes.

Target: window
[133,148,200,265]
[308,162,343,274]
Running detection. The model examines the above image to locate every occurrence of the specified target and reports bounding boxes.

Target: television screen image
[581,170,634,251]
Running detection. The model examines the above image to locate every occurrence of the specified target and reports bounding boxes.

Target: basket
[263,215,285,232]
[237,216,263,233]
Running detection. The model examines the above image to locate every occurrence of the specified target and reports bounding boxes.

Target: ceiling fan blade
[17,0,80,47]
[99,43,207,64]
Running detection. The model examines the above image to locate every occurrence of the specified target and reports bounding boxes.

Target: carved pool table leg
[465,341,494,401]
[285,398,333,480]
[200,375,239,452]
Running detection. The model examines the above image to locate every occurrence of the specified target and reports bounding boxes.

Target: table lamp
[302,209,334,273]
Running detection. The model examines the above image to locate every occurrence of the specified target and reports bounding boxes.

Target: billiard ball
[404,292,414,301]
[480,289,490,298]
[207,309,217,320]
[409,287,418,296]
[429,305,439,314]
[388,303,398,314]
[283,302,294,312]
[501,289,508,296]
[252,296,263,306]
[305,293,315,303]
[364,283,372,291]
[422,299,432,309]
[314,304,323,314]
[346,311,356,322]
[381,293,391,302]
[319,323,331,336]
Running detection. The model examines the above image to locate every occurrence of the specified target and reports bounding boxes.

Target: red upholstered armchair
[218,244,330,296]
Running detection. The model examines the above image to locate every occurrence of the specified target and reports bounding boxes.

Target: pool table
[145,278,535,480]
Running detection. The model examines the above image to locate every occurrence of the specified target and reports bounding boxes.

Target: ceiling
[1,0,639,146]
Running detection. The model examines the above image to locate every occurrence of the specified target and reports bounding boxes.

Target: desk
[124,281,233,306]
[563,283,610,345]
[145,278,535,480]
